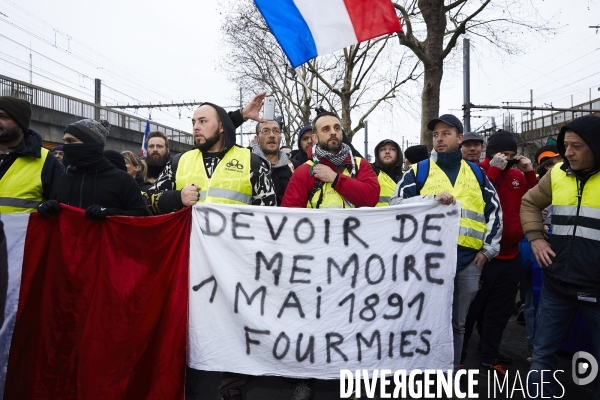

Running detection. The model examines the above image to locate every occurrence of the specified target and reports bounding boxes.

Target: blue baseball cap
[427,114,464,133]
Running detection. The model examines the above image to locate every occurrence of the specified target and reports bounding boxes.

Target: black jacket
[0,129,64,200]
[51,159,150,217]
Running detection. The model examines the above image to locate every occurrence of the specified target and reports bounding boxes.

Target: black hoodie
[371,139,403,183]
[51,145,150,217]
[557,115,600,179]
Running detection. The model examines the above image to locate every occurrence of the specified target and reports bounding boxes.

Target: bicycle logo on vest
[226,159,244,170]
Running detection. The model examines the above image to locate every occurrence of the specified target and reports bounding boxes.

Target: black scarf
[63,143,105,168]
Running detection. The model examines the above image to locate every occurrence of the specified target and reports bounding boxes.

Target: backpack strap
[414,159,430,195]
[464,160,485,189]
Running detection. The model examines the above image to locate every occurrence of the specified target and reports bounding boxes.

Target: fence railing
[521,98,600,133]
[0,75,193,146]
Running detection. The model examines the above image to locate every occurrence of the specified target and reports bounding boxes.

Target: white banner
[0,213,28,396]
[188,202,460,379]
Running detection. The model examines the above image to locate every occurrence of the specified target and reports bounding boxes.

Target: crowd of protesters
[1,92,600,400]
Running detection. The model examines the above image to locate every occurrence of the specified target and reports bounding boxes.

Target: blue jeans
[452,261,482,371]
[528,285,600,399]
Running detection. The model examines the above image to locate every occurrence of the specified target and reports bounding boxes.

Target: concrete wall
[30,104,193,154]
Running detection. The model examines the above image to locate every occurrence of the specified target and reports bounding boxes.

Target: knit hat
[52,145,63,152]
[103,150,127,171]
[404,145,429,164]
[535,144,559,165]
[485,129,517,158]
[64,119,110,144]
[0,96,32,132]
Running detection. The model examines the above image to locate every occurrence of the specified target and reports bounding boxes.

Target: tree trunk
[420,61,443,150]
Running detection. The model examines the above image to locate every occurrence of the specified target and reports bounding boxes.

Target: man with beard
[390,114,502,379]
[252,120,295,205]
[371,139,403,206]
[37,119,150,219]
[144,95,267,184]
[281,110,379,208]
[0,96,64,214]
[145,102,276,215]
[145,130,170,183]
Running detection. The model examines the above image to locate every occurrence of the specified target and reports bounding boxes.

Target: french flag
[140,120,150,158]
[254,0,402,68]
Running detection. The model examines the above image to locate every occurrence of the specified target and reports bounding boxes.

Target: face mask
[62,143,105,167]
[504,158,519,170]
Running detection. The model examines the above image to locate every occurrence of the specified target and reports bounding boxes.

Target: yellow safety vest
[306,157,361,209]
[175,146,253,205]
[549,162,600,286]
[413,160,486,250]
[0,148,48,214]
[376,171,398,207]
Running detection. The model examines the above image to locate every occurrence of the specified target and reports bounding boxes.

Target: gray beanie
[64,119,110,144]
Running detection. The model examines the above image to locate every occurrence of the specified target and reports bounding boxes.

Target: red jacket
[281,155,380,208]
[479,157,537,258]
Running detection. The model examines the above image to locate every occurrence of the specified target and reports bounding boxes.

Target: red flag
[4,206,190,400]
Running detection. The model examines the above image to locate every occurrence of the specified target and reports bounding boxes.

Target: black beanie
[103,150,127,172]
[404,145,429,164]
[485,130,517,158]
[0,96,32,132]
[64,119,110,144]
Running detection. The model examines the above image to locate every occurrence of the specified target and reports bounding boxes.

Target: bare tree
[220,0,421,147]
[394,0,554,149]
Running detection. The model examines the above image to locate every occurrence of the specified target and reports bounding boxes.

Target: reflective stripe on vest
[376,171,397,207]
[412,159,486,250]
[175,147,253,205]
[551,163,600,242]
[306,157,362,209]
[0,148,48,214]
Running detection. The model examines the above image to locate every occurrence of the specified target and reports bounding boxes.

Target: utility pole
[94,78,101,120]
[463,38,471,133]
[530,89,534,119]
[364,121,369,161]
[29,43,32,84]
[239,88,244,146]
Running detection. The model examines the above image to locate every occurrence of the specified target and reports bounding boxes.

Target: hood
[251,144,287,169]
[374,139,402,168]
[557,115,600,176]
[201,102,237,152]
[297,126,313,148]
[11,129,43,158]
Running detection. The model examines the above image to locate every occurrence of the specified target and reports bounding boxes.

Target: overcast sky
[2,0,599,157]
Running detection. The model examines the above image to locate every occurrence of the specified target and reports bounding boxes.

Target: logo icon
[572,351,598,385]
[226,159,244,170]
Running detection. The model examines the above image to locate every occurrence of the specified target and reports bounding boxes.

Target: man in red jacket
[461,129,537,375]
[281,110,379,208]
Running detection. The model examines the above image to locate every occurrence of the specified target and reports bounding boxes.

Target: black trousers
[461,254,522,364]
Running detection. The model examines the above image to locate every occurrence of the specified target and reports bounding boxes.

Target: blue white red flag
[140,120,150,157]
[253,0,402,68]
